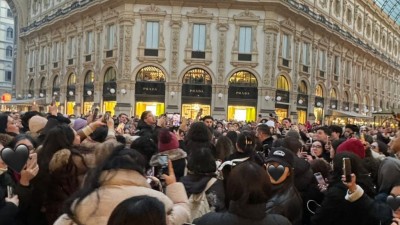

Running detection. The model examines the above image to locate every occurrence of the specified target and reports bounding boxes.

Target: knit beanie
[0,114,8,134]
[158,129,179,152]
[336,138,365,159]
[29,115,48,134]
[73,118,87,132]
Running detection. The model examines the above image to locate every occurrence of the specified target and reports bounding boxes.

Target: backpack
[188,177,217,221]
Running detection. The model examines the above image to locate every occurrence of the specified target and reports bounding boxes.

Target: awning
[326,110,372,119]
[1,98,46,105]
[372,109,400,116]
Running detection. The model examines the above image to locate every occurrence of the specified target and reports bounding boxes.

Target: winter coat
[292,157,313,195]
[266,184,303,225]
[136,120,156,137]
[193,200,291,225]
[32,148,89,225]
[180,174,226,212]
[311,182,379,225]
[53,169,190,225]
[0,186,18,225]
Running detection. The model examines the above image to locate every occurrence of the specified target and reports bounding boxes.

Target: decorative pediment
[333,43,342,52]
[280,18,295,31]
[301,28,313,39]
[66,23,77,33]
[319,36,329,47]
[139,4,166,17]
[187,6,213,19]
[233,9,260,22]
[51,29,62,38]
[103,8,119,21]
[83,16,96,28]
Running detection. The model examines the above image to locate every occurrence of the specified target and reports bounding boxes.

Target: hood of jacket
[149,148,187,166]
[180,174,213,195]
[137,120,153,131]
[378,157,400,193]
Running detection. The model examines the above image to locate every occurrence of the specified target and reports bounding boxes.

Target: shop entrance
[182,103,211,119]
[136,102,165,117]
[228,106,256,121]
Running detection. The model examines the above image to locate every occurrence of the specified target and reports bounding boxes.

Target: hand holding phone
[314,172,326,185]
[343,158,352,182]
[7,186,13,198]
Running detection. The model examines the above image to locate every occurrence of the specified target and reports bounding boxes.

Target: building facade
[0,0,14,104]
[6,0,400,124]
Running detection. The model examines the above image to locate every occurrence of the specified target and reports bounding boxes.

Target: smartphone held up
[342,157,352,182]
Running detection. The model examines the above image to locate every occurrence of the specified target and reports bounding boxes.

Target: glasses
[311,145,322,148]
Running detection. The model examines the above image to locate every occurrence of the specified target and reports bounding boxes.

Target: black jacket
[311,183,381,225]
[136,120,156,137]
[267,184,303,225]
[180,175,226,212]
[193,200,291,225]
[261,137,274,155]
[293,157,313,195]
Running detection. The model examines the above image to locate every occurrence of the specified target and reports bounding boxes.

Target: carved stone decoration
[103,8,119,21]
[123,25,133,79]
[301,28,313,40]
[280,18,295,32]
[217,23,229,84]
[271,33,278,86]
[139,4,166,16]
[233,9,260,21]
[170,19,182,80]
[187,6,213,19]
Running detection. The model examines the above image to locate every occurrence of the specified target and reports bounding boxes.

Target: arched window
[6,46,12,57]
[353,94,359,104]
[276,75,289,90]
[316,85,323,97]
[183,68,212,85]
[334,0,341,16]
[40,77,45,89]
[68,73,76,85]
[29,79,34,97]
[6,28,13,39]
[136,66,165,82]
[330,89,337,99]
[53,75,59,88]
[229,71,257,87]
[344,92,349,102]
[85,71,94,84]
[104,67,116,82]
[298,81,307,94]
[366,23,371,37]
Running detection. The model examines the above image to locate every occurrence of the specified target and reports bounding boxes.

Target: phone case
[343,158,352,182]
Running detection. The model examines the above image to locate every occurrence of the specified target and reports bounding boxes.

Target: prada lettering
[189,89,204,93]
[235,91,250,95]
[143,87,157,91]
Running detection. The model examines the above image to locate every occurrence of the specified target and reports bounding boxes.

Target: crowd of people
[0,105,400,225]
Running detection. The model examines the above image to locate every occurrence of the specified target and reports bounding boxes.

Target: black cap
[265,147,294,168]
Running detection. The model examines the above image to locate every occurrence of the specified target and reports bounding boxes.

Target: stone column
[290,34,301,124]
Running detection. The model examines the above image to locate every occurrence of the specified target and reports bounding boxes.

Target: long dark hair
[236,131,256,153]
[107,196,166,225]
[7,133,37,149]
[64,146,146,224]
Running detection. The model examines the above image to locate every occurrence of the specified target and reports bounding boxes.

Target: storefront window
[183,68,211,84]
[316,85,323,97]
[229,71,257,87]
[137,66,165,82]
[298,81,307,94]
[228,71,257,121]
[277,75,289,91]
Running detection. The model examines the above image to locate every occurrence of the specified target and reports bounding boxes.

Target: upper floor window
[193,24,206,52]
[277,75,289,91]
[68,36,76,58]
[382,35,386,48]
[319,50,326,72]
[302,43,310,66]
[5,71,11,82]
[6,28,13,39]
[334,55,340,75]
[85,31,94,54]
[366,23,371,37]
[53,42,59,61]
[356,16,362,31]
[316,85,323,97]
[40,46,46,65]
[346,61,351,80]
[374,30,379,43]
[106,24,116,50]
[346,8,352,24]
[146,22,159,49]
[7,9,12,17]
[29,50,35,68]
[298,81,308,94]
[282,34,291,60]
[6,46,12,58]
[334,0,341,16]
[239,26,252,54]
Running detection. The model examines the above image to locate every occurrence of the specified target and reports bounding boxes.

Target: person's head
[282,136,303,154]
[227,161,272,204]
[187,147,216,175]
[256,124,272,142]
[331,152,367,183]
[236,131,256,153]
[370,140,389,156]
[282,118,292,129]
[130,136,158,168]
[8,134,37,153]
[310,140,326,158]
[108,196,166,225]
[344,124,359,138]
[185,122,212,143]
[215,136,234,161]
[314,126,331,142]
[336,138,365,159]
[309,158,332,180]
[388,185,400,218]
[28,115,48,134]
[202,116,214,128]
[329,125,343,140]
[90,126,108,143]
[0,113,19,135]
[226,131,238,148]
[157,128,179,152]
[378,158,400,194]
[390,137,400,154]
[140,111,156,126]
[265,147,294,185]
[118,113,129,124]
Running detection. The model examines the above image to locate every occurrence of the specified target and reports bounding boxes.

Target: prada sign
[228,86,257,99]
[135,82,165,95]
[182,84,211,97]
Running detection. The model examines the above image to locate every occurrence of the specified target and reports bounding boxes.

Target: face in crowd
[203,118,213,128]
[344,128,354,138]
[310,141,324,158]
[314,129,329,142]
[144,112,156,125]
[118,114,128,124]
[265,161,291,185]
[6,116,19,134]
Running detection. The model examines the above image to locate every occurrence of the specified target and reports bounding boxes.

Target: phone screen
[343,158,352,182]
[172,113,181,127]
[314,172,326,185]
[7,186,13,198]
[158,155,168,167]
[93,108,99,121]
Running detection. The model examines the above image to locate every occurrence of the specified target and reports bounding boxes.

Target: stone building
[0,0,14,105]
[5,0,400,124]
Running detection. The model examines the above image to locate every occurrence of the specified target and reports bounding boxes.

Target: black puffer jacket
[293,157,313,194]
[266,184,303,225]
[136,120,155,137]
[180,174,226,212]
[194,200,291,225]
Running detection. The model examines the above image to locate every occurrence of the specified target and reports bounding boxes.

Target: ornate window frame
[137,4,166,63]
[184,7,213,65]
[231,9,260,68]
[277,18,295,72]
[299,28,313,77]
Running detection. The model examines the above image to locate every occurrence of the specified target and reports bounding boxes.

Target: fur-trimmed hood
[149,148,187,167]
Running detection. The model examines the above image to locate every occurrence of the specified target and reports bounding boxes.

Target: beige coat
[53,169,190,225]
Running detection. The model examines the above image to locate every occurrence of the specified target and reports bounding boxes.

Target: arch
[343,91,349,102]
[81,67,95,83]
[6,46,13,57]
[179,65,216,85]
[330,88,338,99]
[84,70,94,84]
[40,77,46,89]
[363,96,369,106]
[67,73,77,85]
[182,68,212,85]
[298,80,308,94]
[353,93,360,104]
[131,63,169,83]
[99,64,118,83]
[229,70,258,87]
[6,27,13,39]
[52,75,60,88]
[276,74,290,91]
[315,84,324,97]
[225,68,262,87]
[28,79,34,95]
[136,66,165,82]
